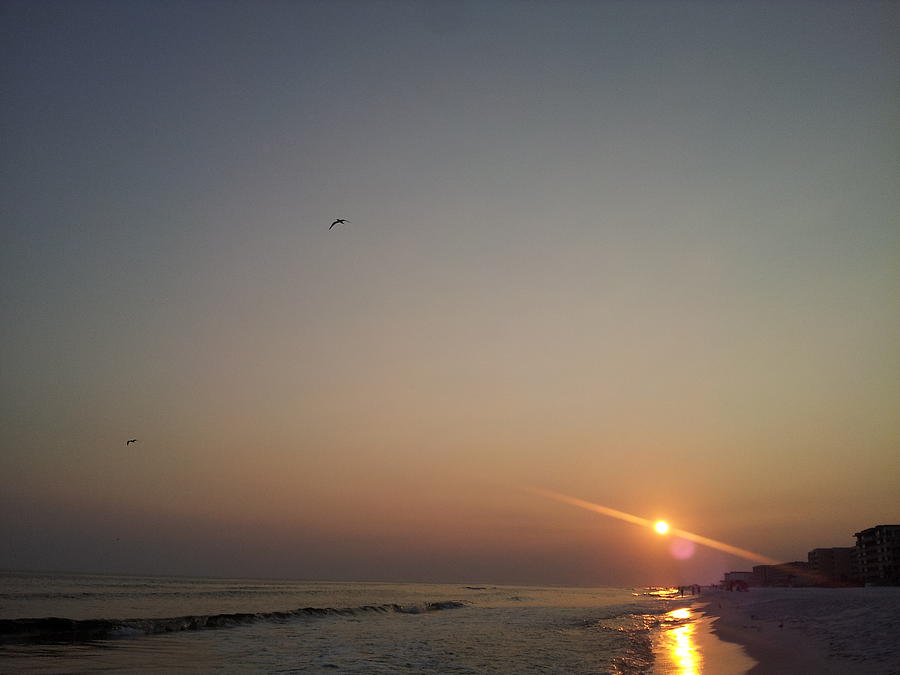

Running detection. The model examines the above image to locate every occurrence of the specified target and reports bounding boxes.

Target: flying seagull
[126,439,138,446]
[329,218,349,230]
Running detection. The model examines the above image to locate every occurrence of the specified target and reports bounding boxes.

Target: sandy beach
[700,587,900,674]
[653,602,756,675]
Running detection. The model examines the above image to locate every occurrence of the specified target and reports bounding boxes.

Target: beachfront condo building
[722,571,753,584]
[807,547,856,585]
[751,561,814,587]
[854,525,900,586]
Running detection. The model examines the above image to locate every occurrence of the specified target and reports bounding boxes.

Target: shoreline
[652,598,755,675]
[699,587,900,675]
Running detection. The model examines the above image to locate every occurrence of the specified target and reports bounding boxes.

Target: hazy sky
[2,0,898,586]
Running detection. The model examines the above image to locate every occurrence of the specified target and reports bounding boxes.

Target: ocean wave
[0,588,308,601]
[0,601,468,643]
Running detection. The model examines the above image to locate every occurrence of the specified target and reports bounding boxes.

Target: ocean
[0,571,697,673]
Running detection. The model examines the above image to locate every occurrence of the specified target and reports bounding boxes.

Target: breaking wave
[0,601,467,643]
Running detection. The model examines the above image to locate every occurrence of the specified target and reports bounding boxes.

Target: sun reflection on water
[662,607,700,675]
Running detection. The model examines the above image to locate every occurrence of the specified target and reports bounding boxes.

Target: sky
[1,0,898,586]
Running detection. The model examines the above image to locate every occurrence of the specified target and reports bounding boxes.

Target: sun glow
[524,486,779,564]
[655,520,670,535]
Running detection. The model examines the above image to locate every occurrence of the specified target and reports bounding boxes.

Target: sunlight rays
[526,486,779,565]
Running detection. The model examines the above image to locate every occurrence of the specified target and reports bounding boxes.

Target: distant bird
[329,218,349,230]
[126,439,138,446]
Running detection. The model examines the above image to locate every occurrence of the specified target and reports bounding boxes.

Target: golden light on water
[665,608,700,675]
[655,520,670,535]
[525,486,779,564]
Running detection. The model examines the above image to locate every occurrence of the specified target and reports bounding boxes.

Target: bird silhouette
[329,218,349,230]
[126,439,138,446]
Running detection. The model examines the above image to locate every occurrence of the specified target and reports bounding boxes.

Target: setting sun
[655,520,670,535]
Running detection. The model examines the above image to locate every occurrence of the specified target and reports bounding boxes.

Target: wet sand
[702,587,900,675]
[653,601,756,674]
